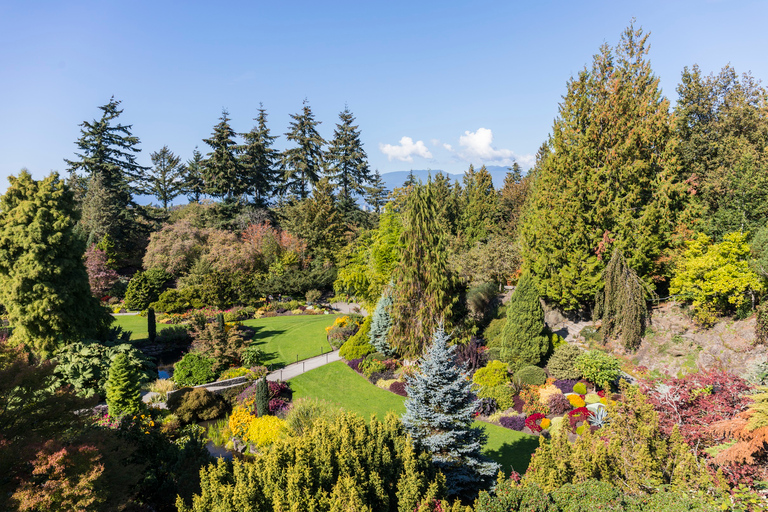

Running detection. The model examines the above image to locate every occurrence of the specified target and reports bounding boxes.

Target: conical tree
[364,169,390,214]
[282,99,325,200]
[239,104,280,207]
[519,24,688,310]
[459,165,498,244]
[255,375,270,417]
[389,180,457,358]
[184,147,205,203]
[369,292,394,356]
[202,109,243,201]
[402,327,499,501]
[105,352,142,417]
[147,145,185,210]
[0,171,111,357]
[499,272,549,372]
[326,106,371,208]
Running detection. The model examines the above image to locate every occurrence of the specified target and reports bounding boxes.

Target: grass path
[289,360,539,475]
[240,314,340,368]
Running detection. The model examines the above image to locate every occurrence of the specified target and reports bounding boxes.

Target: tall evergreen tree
[105,352,142,417]
[202,109,243,201]
[519,24,688,309]
[498,162,530,237]
[282,99,325,199]
[459,165,498,244]
[0,171,111,357]
[239,104,280,207]
[499,272,549,372]
[364,169,390,214]
[369,292,394,356]
[402,327,498,501]
[326,106,371,212]
[184,147,205,203]
[147,145,185,210]
[388,180,458,358]
[65,97,149,251]
[431,172,460,236]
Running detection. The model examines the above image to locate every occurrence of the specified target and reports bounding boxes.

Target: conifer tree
[326,106,371,210]
[498,162,530,237]
[519,24,687,309]
[369,292,394,356]
[255,375,269,417]
[459,165,498,244]
[282,99,325,199]
[0,171,111,357]
[364,169,390,214]
[65,97,149,251]
[499,272,548,372]
[105,352,142,417]
[147,145,185,210]
[202,109,243,201]
[147,308,156,343]
[239,105,280,207]
[184,147,205,203]
[431,172,460,236]
[388,181,458,358]
[402,327,499,501]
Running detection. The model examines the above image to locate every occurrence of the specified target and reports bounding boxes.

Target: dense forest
[1,25,767,511]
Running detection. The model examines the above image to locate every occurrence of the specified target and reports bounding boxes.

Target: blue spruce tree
[402,327,499,501]
[368,292,394,356]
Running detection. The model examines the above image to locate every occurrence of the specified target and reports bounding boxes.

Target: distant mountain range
[379,166,514,192]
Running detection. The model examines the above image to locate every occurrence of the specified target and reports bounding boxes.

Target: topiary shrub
[339,315,374,359]
[173,352,216,386]
[547,343,583,380]
[514,365,547,386]
[575,350,621,390]
[499,272,549,372]
[472,360,509,388]
[166,387,227,424]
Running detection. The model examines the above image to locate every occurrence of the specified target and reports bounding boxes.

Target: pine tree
[519,24,687,309]
[239,104,280,207]
[498,162,530,237]
[431,172,460,236]
[184,147,205,203]
[389,180,458,358]
[281,99,325,199]
[326,106,371,208]
[499,272,548,372]
[105,352,142,417]
[459,165,498,244]
[594,248,654,351]
[369,292,394,356]
[364,169,390,214]
[402,327,499,501]
[255,375,269,417]
[0,171,112,357]
[65,97,149,252]
[147,145,185,210]
[202,109,243,201]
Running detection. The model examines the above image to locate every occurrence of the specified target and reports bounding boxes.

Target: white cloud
[430,138,441,146]
[457,127,534,167]
[379,136,433,162]
[443,143,453,151]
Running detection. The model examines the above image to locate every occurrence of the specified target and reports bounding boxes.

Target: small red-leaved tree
[84,245,118,298]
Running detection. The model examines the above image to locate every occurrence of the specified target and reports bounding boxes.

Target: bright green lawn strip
[289,360,538,474]
[112,314,175,341]
[241,314,340,368]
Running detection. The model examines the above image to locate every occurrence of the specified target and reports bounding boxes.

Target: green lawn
[241,314,340,368]
[112,314,177,340]
[289,361,539,475]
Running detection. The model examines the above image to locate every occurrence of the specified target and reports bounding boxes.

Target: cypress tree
[147,307,156,343]
[282,99,326,199]
[255,375,270,417]
[368,292,394,356]
[0,171,111,357]
[388,180,457,358]
[147,145,185,210]
[499,272,549,372]
[105,352,142,417]
[364,169,390,214]
[326,106,371,210]
[519,24,687,309]
[594,248,654,351]
[202,109,243,201]
[239,104,280,207]
[184,147,205,203]
[402,327,499,501]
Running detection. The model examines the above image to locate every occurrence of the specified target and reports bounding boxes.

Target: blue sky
[1,1,767,187]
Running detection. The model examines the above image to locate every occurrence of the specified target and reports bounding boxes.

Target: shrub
[548,393,572,414]
[568,406,592,433]
[477,385,514,411]
[240,344,265,367]
[520,386,549,415]
[149,378,175,400]
[173,352,216,386]
[359,358,386,379]
[585,393,601,404]
[476,397,497,416]
[156,325,192,345]
[151,287,206,314]
[268,398,289,415]
[499,415,526,431]
[514,365,547,386]
[472,360,509,388]
[244,415,287,447]
[389,381,407,397]
[339,315,374,359]
[283,398,344,437]
[124,269,172,311]
[346,357,364,373]
[525,413,547,433]
[573,381,587,395]
[567,394,586,408]
[454,336,487,372]
[575,351,621,390]
[305,289,322,303]
[167,387,227,424]
[217,367,256,381]
[499,272,549,372]
[553,379,579,394]
[547,343,583,380]
[538,384,562,405]
[190,321,246,374]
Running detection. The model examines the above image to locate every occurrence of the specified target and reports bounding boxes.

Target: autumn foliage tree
[84,245,119,297]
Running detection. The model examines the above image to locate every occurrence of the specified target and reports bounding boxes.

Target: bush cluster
[472,360,509,388]
[546,343,582,380]
[514,365,547,386]
[575,351,621,390]
[173,352,217,386]
[167,387,227,424]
